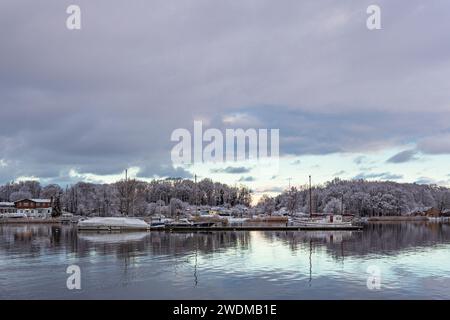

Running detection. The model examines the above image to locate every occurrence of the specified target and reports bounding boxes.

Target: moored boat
[77,217,150,231]
[149,214,173,228]
[193,221,216,227]
[166,218,194,227]
[165,218,216,228]
[149,221,166,228]
[226,217,249,224]
[294,214,353,228]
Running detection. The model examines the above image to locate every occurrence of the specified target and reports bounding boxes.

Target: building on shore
[425,207,442,217]
[14,198,53,218]
[0,202,16,214]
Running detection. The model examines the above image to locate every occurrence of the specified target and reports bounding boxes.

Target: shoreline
[1,216,448,226]
[367,216,430,222]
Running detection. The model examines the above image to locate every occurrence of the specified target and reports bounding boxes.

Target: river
[1,222,449,299]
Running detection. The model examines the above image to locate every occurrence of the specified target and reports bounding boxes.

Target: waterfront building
[425,207,442,217]
[14,198,53,218]
[0,202,16,214]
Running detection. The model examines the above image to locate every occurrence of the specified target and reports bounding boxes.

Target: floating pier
[153,225,364,232]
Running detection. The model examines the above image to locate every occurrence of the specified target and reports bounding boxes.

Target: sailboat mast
[309,175,312,218]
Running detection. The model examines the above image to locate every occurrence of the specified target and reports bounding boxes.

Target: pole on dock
[309,175,312,218]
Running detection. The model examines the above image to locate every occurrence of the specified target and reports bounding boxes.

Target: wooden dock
[153,225,364,232]
[0,218,61,224]
[0,218,363,231]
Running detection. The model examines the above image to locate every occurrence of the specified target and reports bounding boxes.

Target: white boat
[149,215,173,227]
[294,215,353,228]
[353,216,369,223]
[217,212,249,224]
[226,217,249,224]
[197,210,215,219]
[77,217,150,231]
[1,212,28,219]
[165,218,216,228]
[166,218,194,227]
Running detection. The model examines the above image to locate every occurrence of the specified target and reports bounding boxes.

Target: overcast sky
[1,0,449,196]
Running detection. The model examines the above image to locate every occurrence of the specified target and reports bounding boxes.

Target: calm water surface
[1,222,450,299]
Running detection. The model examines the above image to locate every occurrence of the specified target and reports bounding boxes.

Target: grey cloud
[1,1,450,184]
[238,176,255,182]
[415,177,436,185]
[213,106,450,157]
[137,164,193,179]
[353,172,403,181]
[417,133,450,155]
[210,166,251,174]
[353,156,366,165]
[387,150,419,163]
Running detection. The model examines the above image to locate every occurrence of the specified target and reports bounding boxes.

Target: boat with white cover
[77,217,150,231]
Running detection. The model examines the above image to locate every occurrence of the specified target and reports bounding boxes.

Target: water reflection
[1,222,450,299]
[6,223,449,259]
[78,232,149,244]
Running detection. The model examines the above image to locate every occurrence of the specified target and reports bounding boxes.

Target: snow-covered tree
[9,190,32,202]
[323,197,342,214]
[257,195,276,215]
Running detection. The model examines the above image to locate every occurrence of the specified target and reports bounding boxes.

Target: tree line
[0,178,252,216]
[2,178,450,217]
[257,178,450,216]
